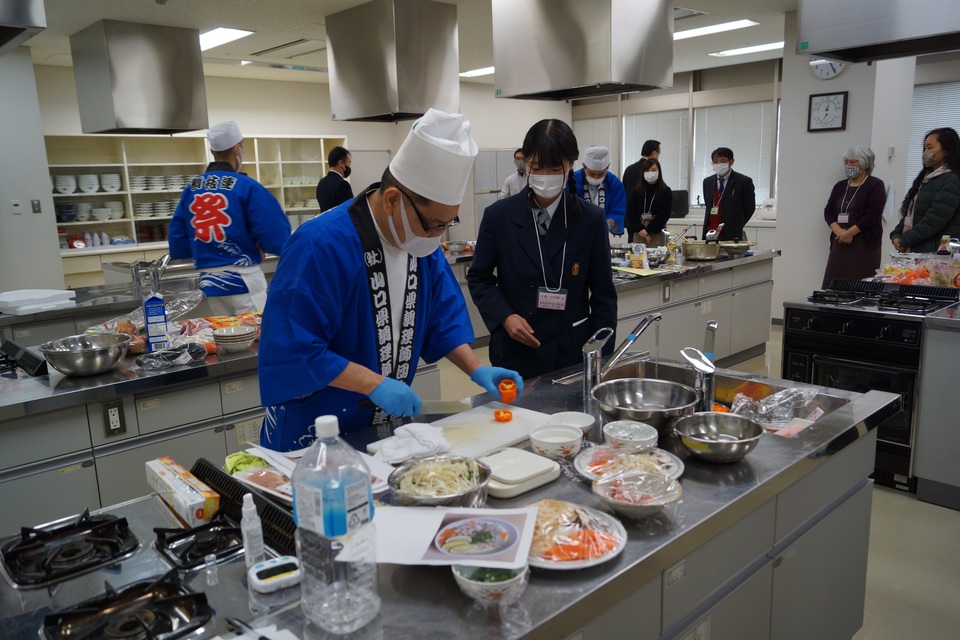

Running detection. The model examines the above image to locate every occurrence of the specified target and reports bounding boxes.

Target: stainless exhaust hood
[0,0,46,57]
[69,20,209,134]
[798,0,960,62]
[326,0,460,122]
[491,0,674,100]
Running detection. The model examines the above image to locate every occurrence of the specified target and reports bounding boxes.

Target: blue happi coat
[258,190,474,451]
[574,169,627,236]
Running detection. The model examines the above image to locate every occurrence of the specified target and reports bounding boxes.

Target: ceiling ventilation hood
[491,0,674,101]
[0,0,46,58]
[326,0,459,122]
[798,0,960,62]
[69,20,208,134]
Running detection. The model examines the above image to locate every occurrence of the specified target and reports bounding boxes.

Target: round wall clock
[809,59,847,80]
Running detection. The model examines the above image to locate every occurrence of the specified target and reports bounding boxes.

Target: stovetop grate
[155,511,244,571]
[190,458,296,557]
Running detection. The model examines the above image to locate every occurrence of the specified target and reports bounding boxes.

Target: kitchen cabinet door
[0,454,100,537]
[730,282,773,354]
[671,564,773,640]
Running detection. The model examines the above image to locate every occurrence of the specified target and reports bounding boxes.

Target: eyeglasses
[397,187,460,233]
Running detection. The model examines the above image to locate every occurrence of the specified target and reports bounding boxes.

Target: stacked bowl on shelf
[147,175,167,191]
[134,203,154,219]
[75,203,92,221]
[53,175,77,194]
[152,201,173,217]
[91,207,113,221]
[100,174,122,192]
[77,175,100,194]
[129,176,147,191]
[105,201,125,219]
[165,175,187,190]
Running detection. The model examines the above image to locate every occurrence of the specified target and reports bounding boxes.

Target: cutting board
[612,266,661,277]
[367,402,552,459]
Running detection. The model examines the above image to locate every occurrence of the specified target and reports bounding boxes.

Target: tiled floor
[438,323,960,638]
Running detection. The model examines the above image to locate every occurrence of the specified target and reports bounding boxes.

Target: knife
[358,397,471,418]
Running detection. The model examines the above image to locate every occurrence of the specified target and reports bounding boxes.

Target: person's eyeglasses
[398,187,460,233]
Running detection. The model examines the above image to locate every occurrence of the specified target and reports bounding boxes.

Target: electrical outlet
[665,560,686,587]
[101,399,126,437]
[680,619,710,640]
[31,200,41,213]
[11,200,22,215]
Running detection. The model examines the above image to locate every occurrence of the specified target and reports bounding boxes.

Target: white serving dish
[480,448,560,499]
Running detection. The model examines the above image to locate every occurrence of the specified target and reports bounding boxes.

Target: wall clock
[808,91,848,132]
[809,59,847,80]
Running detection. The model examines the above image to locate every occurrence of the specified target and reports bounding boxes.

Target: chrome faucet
[582,327,614,404]
[703,320,719,362]
[600,313,661,378]
[131,254,171,299]
[680,346,716,412]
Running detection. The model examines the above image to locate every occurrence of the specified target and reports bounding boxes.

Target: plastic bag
[730,386,820,426]
[530,499,622,563]
[135,343,208,371]
[101,290,204,333]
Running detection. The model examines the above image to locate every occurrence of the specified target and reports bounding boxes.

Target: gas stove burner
[41,569,212,640]
[0,509,139,588]
[876,292,940,314]
[155,511,244,571]
[809,290,864,304]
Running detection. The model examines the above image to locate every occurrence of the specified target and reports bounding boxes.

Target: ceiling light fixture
[708,41,784,57]
[240,60,252,65]
[459,67,495,78]
[674,19,759,41]
[199,27,254,51]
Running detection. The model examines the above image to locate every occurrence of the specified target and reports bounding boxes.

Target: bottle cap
[314,415,340,438]
[242,492,256,515]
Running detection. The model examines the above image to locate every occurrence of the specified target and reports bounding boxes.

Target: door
[730,282,773,354]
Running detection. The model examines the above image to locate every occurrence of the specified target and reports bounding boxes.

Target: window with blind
[907,82,960,189]
[622,110,690,197]
[691,101,776,204]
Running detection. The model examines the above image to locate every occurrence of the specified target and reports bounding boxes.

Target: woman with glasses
[468,119,618,378]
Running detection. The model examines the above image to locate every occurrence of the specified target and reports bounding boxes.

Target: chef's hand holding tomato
[470,366,524,403]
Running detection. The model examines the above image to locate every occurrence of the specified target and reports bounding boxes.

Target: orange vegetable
[498,379,518,404]
[541,529,619,562]
[712,403,730,413]
[203,342,218,355]
[494,409,513,422]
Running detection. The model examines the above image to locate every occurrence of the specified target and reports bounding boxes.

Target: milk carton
[143,292,168,352]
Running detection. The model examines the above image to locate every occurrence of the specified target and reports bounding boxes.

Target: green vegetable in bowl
[470,567,520,583]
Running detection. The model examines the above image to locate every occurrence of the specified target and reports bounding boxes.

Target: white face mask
[528,173,565,199]
[387,197,442,258]
[643,171,659,184]
[586,175,604,186]
[712,162,730,177]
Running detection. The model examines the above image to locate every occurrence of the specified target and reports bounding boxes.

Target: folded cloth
[374,423,450,464]
[223,452,269,474]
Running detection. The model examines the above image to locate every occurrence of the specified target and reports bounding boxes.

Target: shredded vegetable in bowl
[388,455,491,507]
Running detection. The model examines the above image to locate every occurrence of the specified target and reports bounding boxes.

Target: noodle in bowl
[388,455,492,508]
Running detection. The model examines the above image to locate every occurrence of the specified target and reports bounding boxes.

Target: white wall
[0,49,64,291]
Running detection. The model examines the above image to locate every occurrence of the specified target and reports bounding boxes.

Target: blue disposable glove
[470,366,524,402]
[369,378,422,417]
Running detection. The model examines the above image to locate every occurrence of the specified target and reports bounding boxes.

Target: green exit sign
[799,41,810,50]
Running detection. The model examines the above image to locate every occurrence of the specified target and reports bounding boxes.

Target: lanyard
[532,196,567,293]
[839,180,865,216]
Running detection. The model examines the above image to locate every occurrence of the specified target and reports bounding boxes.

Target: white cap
[314,415,340,438]
[583,145,610,171]
[388,108,479,206]
[207,121,243,152]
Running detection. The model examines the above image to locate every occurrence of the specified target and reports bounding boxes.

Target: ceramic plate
[528,506,627,570]
[573,446,684,482]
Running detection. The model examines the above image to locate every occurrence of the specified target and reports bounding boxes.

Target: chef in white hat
[574,144,627,237]
[169,120,291,315]
[258,109,524,451]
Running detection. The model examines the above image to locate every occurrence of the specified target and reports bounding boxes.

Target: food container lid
[481,448,557,484]
[0,289,76,305]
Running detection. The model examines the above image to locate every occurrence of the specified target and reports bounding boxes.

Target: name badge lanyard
[837,181,864,225]
[710,180,724,217]
[534,195,568,311]
[642,191,656,224]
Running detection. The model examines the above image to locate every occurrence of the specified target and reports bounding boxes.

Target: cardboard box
[146,456,219,526]
[143,292,168,352]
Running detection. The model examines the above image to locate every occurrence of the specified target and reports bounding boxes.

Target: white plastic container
[241,493,266,568]
[292,416,380,634]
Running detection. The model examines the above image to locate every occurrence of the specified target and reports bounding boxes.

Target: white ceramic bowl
[74,211,91,222]
[451,565,529,607]
[548,411,596,433]
[528,424,583,460]
[213,326,257,340]
[591,470,683,519]
[91,208,113,221]
[603,420,659,452]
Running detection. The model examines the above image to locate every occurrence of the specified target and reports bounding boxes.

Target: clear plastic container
[292,416,380,634]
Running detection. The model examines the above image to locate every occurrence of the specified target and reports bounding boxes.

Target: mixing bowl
[388,455,492,507]
[592,471,683,519]
[591,378,698,431]
[673,412,764,463]
[39,333,132,376]
[681,240,720,261]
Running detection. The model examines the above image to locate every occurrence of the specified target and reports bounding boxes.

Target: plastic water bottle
[291,416,379,634]
[241,493,266,568]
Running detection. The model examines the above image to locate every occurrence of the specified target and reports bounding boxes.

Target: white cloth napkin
[374,423,450,463]
[211,625,298,640]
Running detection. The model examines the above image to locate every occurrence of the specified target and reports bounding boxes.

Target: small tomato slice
[498,379,518,404]
[494,409,513,422]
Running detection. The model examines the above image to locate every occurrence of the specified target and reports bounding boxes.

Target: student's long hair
[900,127,960,215]
[522,119,582,216]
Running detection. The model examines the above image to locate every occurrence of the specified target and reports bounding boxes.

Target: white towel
[374,423,450,464]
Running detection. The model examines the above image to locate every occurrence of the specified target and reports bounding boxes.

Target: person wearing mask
[315,146,354,212]
[701,147,756,241]
[891,127,960,253]
[622,139,661,198]
[468,119,618,379]
[625,158,672,247]
[498,148,526,199]
[168,121,290,315]
[821,146,887,288]
[258,109,523,452]
[574,145,627,236]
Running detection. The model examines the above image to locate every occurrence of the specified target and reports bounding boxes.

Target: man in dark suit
[701,146,756,241]
[622,139,661,198]
[315,146,354,212]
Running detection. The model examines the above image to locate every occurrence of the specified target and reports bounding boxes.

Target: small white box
[145,456,220,527]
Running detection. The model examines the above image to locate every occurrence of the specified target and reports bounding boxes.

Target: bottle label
[342,478,372,533]
[296,475,372,538]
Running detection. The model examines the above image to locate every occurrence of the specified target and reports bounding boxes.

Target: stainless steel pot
[681,240,720,261]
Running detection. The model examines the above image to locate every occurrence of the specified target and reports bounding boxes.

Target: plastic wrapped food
[530,499,622,563]
[135,343,208,370]
[730,386,820,426]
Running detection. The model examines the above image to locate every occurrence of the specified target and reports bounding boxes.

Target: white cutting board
[367,402,552,459]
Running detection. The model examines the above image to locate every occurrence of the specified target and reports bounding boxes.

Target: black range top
[797,279,960,319]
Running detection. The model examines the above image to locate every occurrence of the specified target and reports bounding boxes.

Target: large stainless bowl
[39,333,132,377]
[388,455,492,507]
[590,378,698,431]
[681,240,720,261]
[673,412,764,463]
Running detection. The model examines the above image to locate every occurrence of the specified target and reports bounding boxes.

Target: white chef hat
[207,121,243,152]
[389,108,479,206]
[583,145,611,171]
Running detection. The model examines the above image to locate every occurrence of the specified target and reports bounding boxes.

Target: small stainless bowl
[673,412,764,463]
[39,333,132,377]
[388,455,492,508]
[591,378,698,431]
